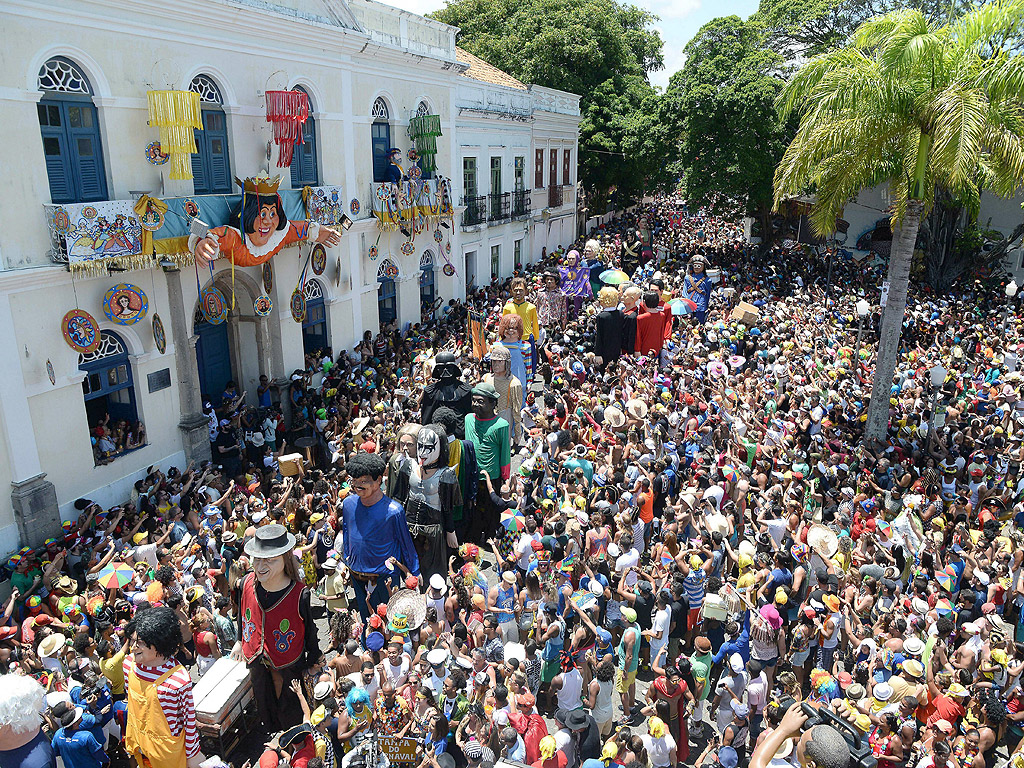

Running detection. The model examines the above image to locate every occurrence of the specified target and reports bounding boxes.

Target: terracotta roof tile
[456,47,527,91]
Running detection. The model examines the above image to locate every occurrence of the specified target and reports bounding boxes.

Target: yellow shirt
[100,643,128,695]
[503,300,540,341]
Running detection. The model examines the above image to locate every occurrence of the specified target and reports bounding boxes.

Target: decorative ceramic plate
[61,309,101,354]
[103,284,148,326]
[311,243,327,275]
[152,313,166,354]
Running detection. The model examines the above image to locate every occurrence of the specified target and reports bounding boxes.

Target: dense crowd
[3,198,1024,768]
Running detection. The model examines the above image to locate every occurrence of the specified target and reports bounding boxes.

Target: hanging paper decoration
[266,90,309,168]
[103,284,148,326]
[400,241,415,256]
[350,198,361,215]
[408,165,422,180]
[311,243,327,275]
[289,288,306,323]
[262,262,274,294]
[152,314,167,354]
[368,245,378,260]
[254,295,273,316]
[183,199,200,221]
[46,360,56,385]
[200,285,228,325]
[443,263,456,277]
[302,186,346,226]
[61,309,101,354]
[146,90,203,180]
[409,114,442,172]
[146,142,169,165]
[188,174,340,269]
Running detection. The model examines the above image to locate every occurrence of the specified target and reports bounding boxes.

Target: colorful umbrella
[500,508,526,533]
[722,465,740,483]
[936,565,958,593]
[96,563,134,590]
[600,269,629,285]
[935,598,954,616]
[669,297,698,316]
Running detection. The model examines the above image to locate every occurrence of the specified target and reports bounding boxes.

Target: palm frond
[926,83,988,195]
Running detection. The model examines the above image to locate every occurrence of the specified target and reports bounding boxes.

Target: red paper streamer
[266,90,310,168]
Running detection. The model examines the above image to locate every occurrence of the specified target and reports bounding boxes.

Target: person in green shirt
[689,636,714,737]
[9,557,43,611]
[464,383,511,544]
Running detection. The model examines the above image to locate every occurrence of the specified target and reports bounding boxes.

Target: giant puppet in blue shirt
[682,254,713,324]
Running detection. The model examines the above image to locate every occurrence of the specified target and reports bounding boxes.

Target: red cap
[368,615,383,629]
[360,441,377,453]
[405,576,419,590]
[803,607,816,620]
[33,615,53,626]
[376,604,388,619]
[530,540,545,552]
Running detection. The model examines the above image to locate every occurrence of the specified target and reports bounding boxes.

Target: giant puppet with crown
[189,173,340,268]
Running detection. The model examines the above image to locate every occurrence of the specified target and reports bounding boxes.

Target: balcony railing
[489,192,510,222]
[462,195,485,226]
[512,189,530,218]
[548,184,564,208]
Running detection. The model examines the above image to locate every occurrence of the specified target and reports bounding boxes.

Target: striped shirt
[123,656,200,757]
[683,569,707,607]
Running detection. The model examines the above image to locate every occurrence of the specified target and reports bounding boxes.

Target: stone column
[0,293,58,546]
[164,266,211,463]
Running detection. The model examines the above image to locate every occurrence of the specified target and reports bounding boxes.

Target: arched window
[415,100,430,118]
[79,331,142,462]
[301,278,328,355]
[419,250,435,309]
[289,85,318,188]
[371,97,392,183]
[189,74,231,194]
[37,57,108,204]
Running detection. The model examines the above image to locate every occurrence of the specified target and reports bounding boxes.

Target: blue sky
[385,0,763,89]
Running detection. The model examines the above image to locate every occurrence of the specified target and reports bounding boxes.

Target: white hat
[729,653,744,673]
[426,648,450,666]
[902,637,924,656]
[429,573,448,594]
[963,621,982,634]
[313,681,333,701]
[607,543,621,559]
[251,510,268,523]
[873,682,893,701]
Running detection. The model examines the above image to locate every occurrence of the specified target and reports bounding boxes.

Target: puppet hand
[317,227,341,248]
[194,236,219,268]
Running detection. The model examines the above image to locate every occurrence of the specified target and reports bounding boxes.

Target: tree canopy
[674,16,791,230]
[432,0,670,205]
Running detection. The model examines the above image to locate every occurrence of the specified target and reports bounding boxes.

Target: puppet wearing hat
[231,523,315,731]
[191,174,340,268]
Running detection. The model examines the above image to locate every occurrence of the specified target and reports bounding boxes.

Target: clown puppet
[190,174,340,268]
[559,249,593,317]
[496,313,532,392]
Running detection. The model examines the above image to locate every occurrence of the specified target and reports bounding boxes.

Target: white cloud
[633,0,702,21]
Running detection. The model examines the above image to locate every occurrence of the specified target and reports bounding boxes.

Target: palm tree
[773,0,1024,443]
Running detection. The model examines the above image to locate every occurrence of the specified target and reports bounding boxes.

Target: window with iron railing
[462,195,485,226]
[489,191,510,222]
[512,189,530,218]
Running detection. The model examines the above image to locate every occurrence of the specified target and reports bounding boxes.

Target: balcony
[512,189,530,218]
[488,192,510,222]
[462,195,486,227]
[548,184,564,208]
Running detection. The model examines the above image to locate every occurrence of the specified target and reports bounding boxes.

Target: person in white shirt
[645,592,672,666]
[642,716,677,768]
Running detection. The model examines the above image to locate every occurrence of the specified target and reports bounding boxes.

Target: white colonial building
[0,0,580,553]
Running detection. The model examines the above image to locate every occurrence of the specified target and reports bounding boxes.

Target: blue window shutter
[372,123,391,183]
[192,109,231,194]
[290,116,318,187]
[39,101,73,203]
[68,104,107,201]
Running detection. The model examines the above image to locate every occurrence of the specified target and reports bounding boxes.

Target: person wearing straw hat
[231,523,317,732]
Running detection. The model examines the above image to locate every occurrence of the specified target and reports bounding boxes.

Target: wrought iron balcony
[548,184,564,208]
[489,192,510,222]
[512,189,530,218]
[462,195,486,226]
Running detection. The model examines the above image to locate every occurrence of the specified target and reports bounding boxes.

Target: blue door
[195,319,232,405]
[371,122,391,182]
[378,278,396,324]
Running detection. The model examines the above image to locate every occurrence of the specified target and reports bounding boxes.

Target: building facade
[0,0,580,553]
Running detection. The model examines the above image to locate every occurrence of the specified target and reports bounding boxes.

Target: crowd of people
[3,197,1024,768]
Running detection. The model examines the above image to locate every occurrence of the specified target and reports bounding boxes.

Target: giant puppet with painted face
[559,249,593,316]
[190,174,340,268]
[390,424,461,580]
[230,524,316,731]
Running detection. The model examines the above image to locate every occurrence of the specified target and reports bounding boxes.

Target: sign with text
[378,736,419,768]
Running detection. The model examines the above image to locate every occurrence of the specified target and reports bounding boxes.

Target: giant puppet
[190,174,340,268]
[559,249,593,316]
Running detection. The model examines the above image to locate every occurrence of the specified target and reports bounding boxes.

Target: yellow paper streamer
[147,90,202,181]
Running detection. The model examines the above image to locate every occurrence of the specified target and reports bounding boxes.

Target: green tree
[432,0,668,204]
[676,16,790,237]
[774,0,1024,444]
